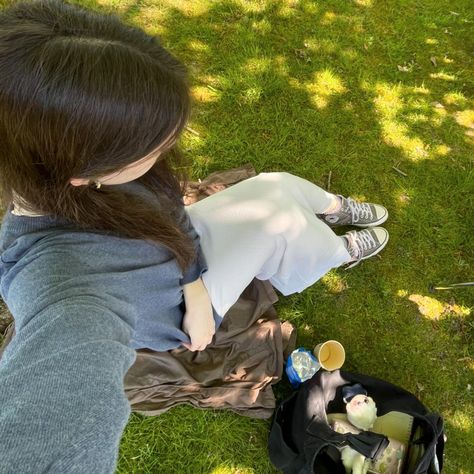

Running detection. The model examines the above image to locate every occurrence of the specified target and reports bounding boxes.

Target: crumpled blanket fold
[125,278,296,419]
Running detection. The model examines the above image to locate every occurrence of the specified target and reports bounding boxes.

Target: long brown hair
[0,0,196,270]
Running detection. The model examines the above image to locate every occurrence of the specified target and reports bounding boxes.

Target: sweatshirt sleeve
[178,204,208,286]
[0,297,136,474]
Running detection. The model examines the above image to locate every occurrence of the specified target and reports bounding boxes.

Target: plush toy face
[346,394,377,430]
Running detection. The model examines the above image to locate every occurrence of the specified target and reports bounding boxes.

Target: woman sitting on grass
[0,0,388,471]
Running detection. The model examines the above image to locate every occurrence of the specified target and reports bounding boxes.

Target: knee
[257,171,295,184]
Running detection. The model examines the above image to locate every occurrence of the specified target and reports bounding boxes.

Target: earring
[94,181,101,189]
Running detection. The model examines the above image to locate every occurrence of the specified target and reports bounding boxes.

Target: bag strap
[410,413,445,474]
[346,431,390,459]
[304,419,389,472]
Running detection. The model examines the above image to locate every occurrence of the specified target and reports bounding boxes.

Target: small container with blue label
[286,347,321,387]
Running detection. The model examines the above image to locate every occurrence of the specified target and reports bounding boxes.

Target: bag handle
[403,411,444,474]
[305,419,389,460]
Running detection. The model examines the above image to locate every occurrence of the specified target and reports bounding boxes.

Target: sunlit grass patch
[321,11,338,25]
[3,0,469,472]
[306,69,346,109]
[210,466,255,474]
[443,92,468,107]
[188,39,210,53]
[321,272,348,294]
[433,144,451,156]
[191,85,220,103]
[250,18,272,34]
[429,72,457,81]
[354,0,373,6]
[241,57,272,74]
[454,110,474,129]
[406,294,470,320]
[450,409,473,434]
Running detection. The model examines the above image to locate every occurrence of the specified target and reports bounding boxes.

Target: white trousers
[186,172,351,317]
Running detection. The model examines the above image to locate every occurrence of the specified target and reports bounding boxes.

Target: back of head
[0,0,195,269]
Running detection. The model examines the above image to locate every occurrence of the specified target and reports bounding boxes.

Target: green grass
[3,0,474,472]
[105,1,473,472]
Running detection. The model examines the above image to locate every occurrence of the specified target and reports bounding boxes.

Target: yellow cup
[313,340,345,371]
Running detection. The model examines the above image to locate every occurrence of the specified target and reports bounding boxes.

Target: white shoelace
[344,198,374,223]
[345,230,377,260]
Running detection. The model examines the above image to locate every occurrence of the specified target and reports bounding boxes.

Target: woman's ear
[69,177,91,187]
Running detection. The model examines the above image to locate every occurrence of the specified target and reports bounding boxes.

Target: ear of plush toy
[342,383,367,403]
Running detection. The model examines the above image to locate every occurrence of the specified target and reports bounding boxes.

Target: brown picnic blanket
[0,164,297,419]
[125,278,296,419]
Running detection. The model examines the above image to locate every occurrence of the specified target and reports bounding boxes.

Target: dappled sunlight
[250,18,272,34]
[196,74,225,90]
[373,83,430,160]
[188,39,210,53]
[191,85,220,103]
[450,409,473,434]
[397,290,471,320]
[441,55,454,65]
[433,144,451,156]
[321,11,338,25]
[340,48,359,61]
[306,69,346,109]
[454,110,474,129]
[455,110,474,142]
[273,55,290,77]
[394,190,411,208]
[370,80,472,153]
[354,0,373,6]
[429,72,457,81]
[96,0,135,11]
[373,83,404,116]
[210,466,254,474]
[98,0,207,20]
[234,0,266,14]
[412,86,430,95]
[319,38,338,54]
[277,2,303,19]
[425,38,438,45]
[430,105,448,127]
[321,272,347,294]
[131,4,167,33]
[239,86,264,105]
[443,92,468,107]
[303,38,338,55]
[406,113,429,124]
[158,0,208,17]
[241,57,272,74]
[381,121,429,159]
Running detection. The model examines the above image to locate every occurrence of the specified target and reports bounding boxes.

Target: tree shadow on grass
[100,0,473,472]
[13,0,473,472]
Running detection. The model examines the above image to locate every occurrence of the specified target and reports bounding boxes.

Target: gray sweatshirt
[0,182,214,473]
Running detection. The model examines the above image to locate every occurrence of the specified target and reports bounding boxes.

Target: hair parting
[0,0,196,270]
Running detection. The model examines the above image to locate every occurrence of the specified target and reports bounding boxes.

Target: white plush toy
[340,384,378,474]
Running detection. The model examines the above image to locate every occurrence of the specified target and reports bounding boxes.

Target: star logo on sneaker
[325,215,340,224]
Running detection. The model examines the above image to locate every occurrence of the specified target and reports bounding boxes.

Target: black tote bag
[268,370,444,474]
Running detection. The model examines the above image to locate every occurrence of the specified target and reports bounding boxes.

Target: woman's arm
[176,204,215,351]
[0,297,136,473]
[181,277,215,352]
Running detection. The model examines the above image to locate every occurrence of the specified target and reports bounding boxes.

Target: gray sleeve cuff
[180,244,207,285]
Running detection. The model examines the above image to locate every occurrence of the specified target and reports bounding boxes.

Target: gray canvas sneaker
[319,195,388,227]
[342,227,389,268]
